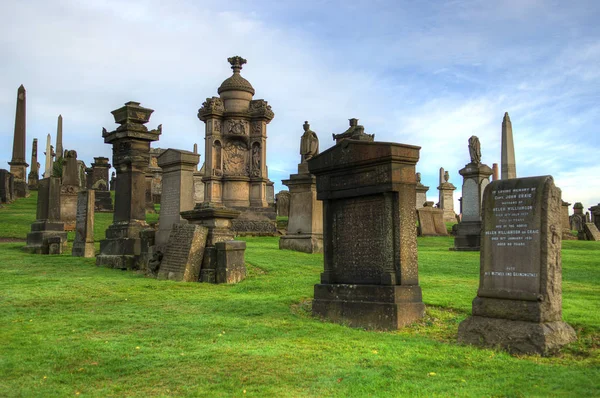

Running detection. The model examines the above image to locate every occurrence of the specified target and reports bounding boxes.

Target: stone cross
[501,112,517,179]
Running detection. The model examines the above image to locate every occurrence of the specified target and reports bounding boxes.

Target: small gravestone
[458,176,576,355]
[583,223,600,241]
[276,190,290,217]
[417,205,447,236]
[158,224,208,282]
[72,190,95,257]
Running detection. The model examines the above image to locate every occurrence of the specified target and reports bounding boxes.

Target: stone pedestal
[155,149,199,248]
[452,162,492,251]
[308,137,424,330]
[280,172,323,253]
[458,176,576,355]
[96,101,161,269]
[216,240,247,283]
[24,177,67,254]
[181,204,245,284]
[72,190,95,257]
[415,182,429,209]
[437,170,457,223]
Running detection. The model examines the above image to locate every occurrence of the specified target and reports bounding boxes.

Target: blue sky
[1,0,598,212]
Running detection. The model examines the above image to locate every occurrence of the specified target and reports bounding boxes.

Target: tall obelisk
[55,115,64,160]
[501,112,516,179]
[44,134,53,178]
[28,138,39,189]
[9,85,29,197]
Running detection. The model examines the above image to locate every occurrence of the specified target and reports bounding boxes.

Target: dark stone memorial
[96,101,161,269]
[458,176,576,355]
[9,85,29,198]
[24,177,67,254]
[157,224,208,282]
[72,190,95,257]
[90,157,113,212]
[60,150,81,231]
[308,128,425,330]
[28,138,39,190]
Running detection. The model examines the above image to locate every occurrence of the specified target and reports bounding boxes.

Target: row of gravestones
[569,202,600,241]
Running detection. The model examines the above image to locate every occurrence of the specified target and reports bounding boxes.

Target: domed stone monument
[196,56,276,235]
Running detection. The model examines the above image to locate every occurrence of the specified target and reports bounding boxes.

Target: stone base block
[96,254,136,270]
[215,240,246,284]
[458,316,577,355]
[72,242,95,258]
[95,191,114,212]
[451,221,482,251]
[23,227,67,255]
[312,284,425,330]
[279,234,323,254]
[14,179,29,198]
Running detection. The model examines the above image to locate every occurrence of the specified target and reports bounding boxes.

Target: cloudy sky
[1,0,598,211]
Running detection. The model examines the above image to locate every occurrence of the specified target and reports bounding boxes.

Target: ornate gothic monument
[197,56,276,235]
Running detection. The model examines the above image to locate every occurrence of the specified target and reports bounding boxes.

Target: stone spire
[44,134,53,178]
[501,112,516,179]
[28,138,39,189]
[55,115,64,160]
[10,85,27,166]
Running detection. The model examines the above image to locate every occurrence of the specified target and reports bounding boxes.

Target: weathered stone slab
[417,206,447,236]
[307,136,424,330]
[276,190,290,217]
[458,175,576,355]
[158,224,208,282]
[583,223,600,241]
[72,190,95,257]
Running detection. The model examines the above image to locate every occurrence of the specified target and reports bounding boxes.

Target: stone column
[437,168,457,223]
[501,112,517,179]
[9,85,29,198]
[308,133,424,330]
[60,150,81,231]
[44,134,53,178]
[91,157,113,211]
[415,172,429,209]
[96,101,161,269]
[55,115,64,161]
[24,177,67,254]
[28,138,39,190]
[155,149,200,248]
[72,189,95,257]
[492,163,499,181]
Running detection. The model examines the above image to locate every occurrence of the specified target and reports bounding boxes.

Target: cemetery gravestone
[417,204,448,236]
[158,224,208,282]
[583,223,600,241]
[24,177,67,254]
[276,190,291,217]
[458,176,576,355]
[308,135,425,330]
[60,150,81,231]
[72,190,95,257]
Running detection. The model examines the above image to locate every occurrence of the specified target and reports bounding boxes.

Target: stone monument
[569,202,586,238]
[492,163,499,181]
[501,112,517,179]
[28,138,39,190]
[43,134,54,178]
[60,150,81,231]
[55,115,64,162]
[452,136,493,251]
[589,203,600,230]
[275,190,290,217]
[279,121,323,253]
[415,172,429,209]
[458,176,576,355]
[9,85,29,198]
[417,202,448,236]
[157,224,208,282]
[561,201,576,240]
[72,189,95,257]
[147,147,164,209]
[0,170,12,203]
[110,172,116,191]
[96,101,161,269]
[308,123,424,330]
[24,177,67,254]
[197,56,276,236]
[90,157,113,211]
[155,149,199,248]
[437,167,457,223]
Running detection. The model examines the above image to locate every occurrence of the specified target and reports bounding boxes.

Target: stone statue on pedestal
[300,121,319,162]
[468,135,481,164]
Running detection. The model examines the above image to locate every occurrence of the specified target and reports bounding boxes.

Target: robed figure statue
[300,121,319,163]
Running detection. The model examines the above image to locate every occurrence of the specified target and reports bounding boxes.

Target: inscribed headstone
[72,190,95,257]
[158,224,208,282]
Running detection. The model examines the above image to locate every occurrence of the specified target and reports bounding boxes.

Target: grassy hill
[1,193,599,397]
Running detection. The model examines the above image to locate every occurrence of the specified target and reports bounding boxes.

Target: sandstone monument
[452,136,492,251]
[158,224,208,282]
[417,202,448,236]
[279,121,323,253]
[458,176,576,355]
[415,172,429,209]
[501,112,517,179]
[96,101,161,269]
[437,167,457,223]
[60,150,81,231]
[43,134,53,178]
[9,85,29,198]
[24,177,67,254]
[308,121,424,330]
[197,56,276,236]
[28,138,39,190]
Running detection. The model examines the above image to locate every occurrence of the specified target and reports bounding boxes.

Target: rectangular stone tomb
[458,176,576,355]
[417,207,448,236]
[157,224,208,282]
[307,139,425,330]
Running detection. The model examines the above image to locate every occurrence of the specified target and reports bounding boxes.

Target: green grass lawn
[0,194,599,397]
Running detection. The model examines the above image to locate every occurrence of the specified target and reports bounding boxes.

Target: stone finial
[227,56,247,73]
